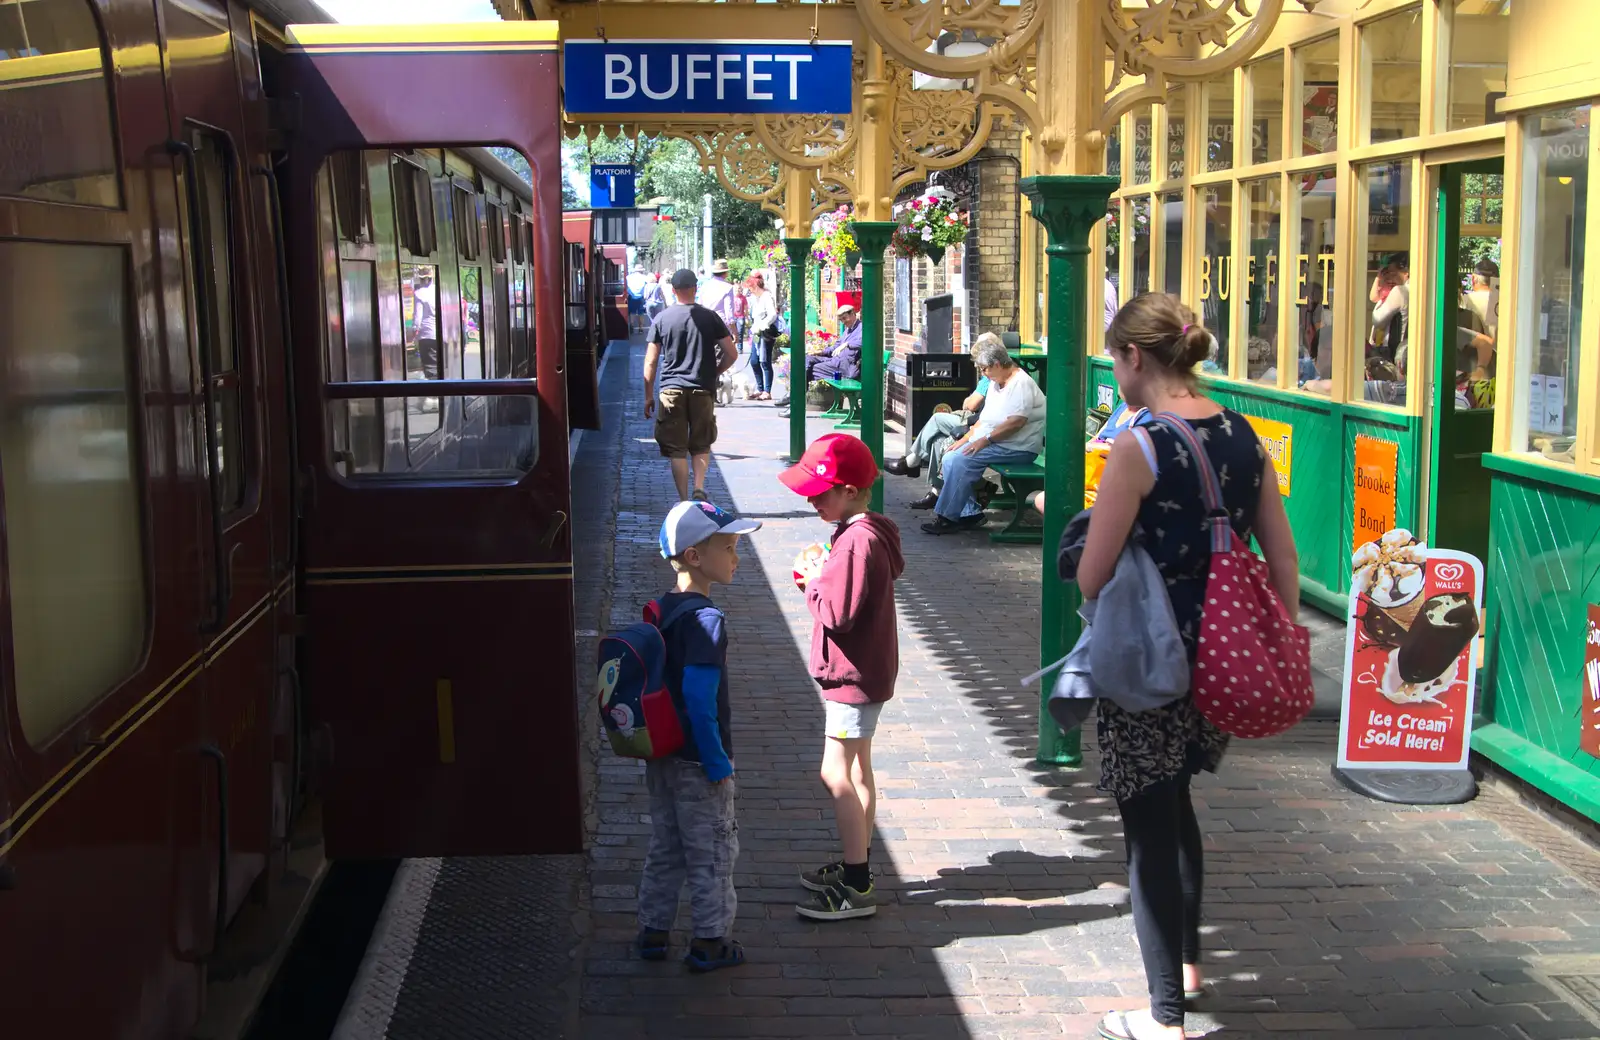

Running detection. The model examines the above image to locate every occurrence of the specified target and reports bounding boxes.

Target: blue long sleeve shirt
[658,591,734,781]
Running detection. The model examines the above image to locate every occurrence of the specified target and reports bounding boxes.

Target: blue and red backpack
[596,597,717,759]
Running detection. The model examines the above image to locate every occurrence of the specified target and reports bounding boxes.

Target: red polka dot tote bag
[1155,414,1313,739]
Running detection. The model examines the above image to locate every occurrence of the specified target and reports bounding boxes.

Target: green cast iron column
[851,221,897,512]
[1022,174,1119,768]
[784,238,814,462]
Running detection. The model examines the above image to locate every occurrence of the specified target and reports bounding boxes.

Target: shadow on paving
[366,345,1600,1040]
[881,454,1600,1039]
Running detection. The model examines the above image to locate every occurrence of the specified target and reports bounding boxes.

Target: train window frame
[452,180,481,262]
[486,198,508,264]
[392,156,436,258]
[0,0,122,208]
[331,150,371,244]
[183,122,254,519]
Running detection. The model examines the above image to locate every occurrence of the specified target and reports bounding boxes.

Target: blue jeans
[934,443,1037,520]
[751,333,776,392]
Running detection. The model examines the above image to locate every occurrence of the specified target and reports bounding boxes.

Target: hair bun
[1179,324,1212,369]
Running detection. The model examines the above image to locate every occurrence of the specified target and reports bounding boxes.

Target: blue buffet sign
[564,40,853,115]
[590,163,636,208]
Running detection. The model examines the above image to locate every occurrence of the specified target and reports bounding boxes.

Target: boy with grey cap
[645,269,738,500]
[637,499,761,972]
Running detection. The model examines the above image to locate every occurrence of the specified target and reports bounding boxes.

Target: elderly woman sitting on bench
[884,332,1003,510]
[921,339,1046,536]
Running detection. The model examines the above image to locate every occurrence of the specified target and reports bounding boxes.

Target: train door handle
[539,510,567,550]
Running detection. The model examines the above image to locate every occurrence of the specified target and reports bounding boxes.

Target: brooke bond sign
[1337,529,1484,772]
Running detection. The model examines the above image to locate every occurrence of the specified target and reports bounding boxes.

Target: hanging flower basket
[811,205,858,271]
[890,193,970,262]
[761,238,792,280]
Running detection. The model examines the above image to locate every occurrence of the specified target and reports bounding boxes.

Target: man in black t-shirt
[645,269,738,501]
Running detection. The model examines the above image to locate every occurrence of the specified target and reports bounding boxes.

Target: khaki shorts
[655,387,717,458]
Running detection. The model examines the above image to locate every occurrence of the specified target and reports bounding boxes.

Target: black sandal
[684,938,745,972]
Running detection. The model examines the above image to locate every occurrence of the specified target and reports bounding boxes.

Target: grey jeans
[638,758,739,939]
[909,410,973,489]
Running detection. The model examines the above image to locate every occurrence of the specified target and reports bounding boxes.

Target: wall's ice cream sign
[1338,529,1483,771]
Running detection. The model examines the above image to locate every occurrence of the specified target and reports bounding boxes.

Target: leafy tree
[640,138,776,267]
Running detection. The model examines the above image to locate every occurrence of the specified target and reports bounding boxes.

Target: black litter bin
[903,353,977,456]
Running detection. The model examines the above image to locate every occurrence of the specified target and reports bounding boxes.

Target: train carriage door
[279,24,581,859]
[158,0,281,944]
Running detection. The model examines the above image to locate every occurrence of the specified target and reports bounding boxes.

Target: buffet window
[1514,105,1588,465]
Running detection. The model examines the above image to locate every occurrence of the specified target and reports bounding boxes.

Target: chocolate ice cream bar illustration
[1397,593,1477,685]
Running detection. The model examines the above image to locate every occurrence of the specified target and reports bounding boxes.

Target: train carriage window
[0,242,145,744]
[187,127,247,511]
[487,200,508,264]
[453,184,481,262]
[461,266,484,380]
[321,148,538,479]
[0,0,119,207]
[392,157,435,257]
[331,151,370,243]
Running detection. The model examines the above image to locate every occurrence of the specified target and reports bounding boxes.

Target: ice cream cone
[1387,595,1426,631]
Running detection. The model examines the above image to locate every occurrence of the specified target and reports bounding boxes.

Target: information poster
[1243,414,1293,496]
[1584,605,1600,759]
[1352,435,1399,551]
[1337,529,1484,772]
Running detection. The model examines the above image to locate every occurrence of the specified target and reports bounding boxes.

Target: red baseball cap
[779,434,880,497]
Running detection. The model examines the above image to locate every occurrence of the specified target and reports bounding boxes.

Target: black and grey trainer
[796,881,877,921]
[799,861,845,892]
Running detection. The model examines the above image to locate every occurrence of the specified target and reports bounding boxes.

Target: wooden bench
[818,350,891,431]
[987,455,1045,544]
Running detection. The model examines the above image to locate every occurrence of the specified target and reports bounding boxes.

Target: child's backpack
[596,597,717,759]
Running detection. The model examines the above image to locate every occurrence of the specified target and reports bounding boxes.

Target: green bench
[986,454,1046,544]
[818,350,892,431]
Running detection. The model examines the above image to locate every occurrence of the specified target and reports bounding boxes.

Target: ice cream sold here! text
[1046,0,1600,821]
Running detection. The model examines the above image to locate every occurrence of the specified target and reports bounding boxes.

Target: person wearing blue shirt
[805,304,864,381]
[885,332,1003,509]
[637,500,761,973]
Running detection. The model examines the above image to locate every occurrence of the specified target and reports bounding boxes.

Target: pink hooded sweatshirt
[805,512,905,704]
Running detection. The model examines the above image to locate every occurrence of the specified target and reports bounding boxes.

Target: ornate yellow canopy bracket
[853,0,1312,175]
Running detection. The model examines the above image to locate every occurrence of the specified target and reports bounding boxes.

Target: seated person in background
[921,340,1047,536]
[1028,398,1151,517]
[805,304,864,382]
[1303,357,1406,405]
[885,333,1002,510]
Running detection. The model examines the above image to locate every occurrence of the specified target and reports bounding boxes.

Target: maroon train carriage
[0,7,584,1039]
[562,208,604,430]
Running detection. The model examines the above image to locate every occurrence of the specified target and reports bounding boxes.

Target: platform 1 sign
[590,163,635,209]
[1336,529,1484,776]
[563,40,853,115]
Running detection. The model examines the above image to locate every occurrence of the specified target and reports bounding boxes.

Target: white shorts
[823,699,884,741]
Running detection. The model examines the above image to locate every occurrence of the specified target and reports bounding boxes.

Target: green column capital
[850,220,897,513]
[849,220,898,252]
[783,237,814,462]
[1021,175,1120,247]
[1020,175,1117,769]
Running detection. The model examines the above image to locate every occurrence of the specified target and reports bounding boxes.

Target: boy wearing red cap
[779,434,905,920]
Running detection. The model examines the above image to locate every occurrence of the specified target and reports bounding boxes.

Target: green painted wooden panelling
[1080,362,1423,605]
[1477,471,1600,820]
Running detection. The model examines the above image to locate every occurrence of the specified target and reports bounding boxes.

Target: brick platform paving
[352,343,1600,1040]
